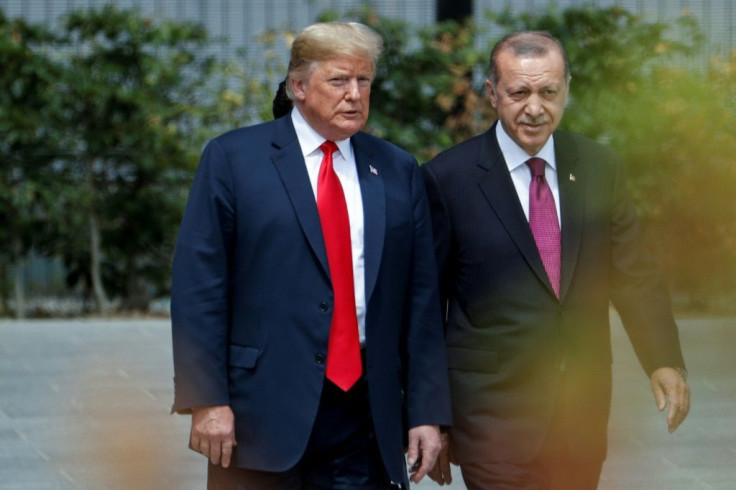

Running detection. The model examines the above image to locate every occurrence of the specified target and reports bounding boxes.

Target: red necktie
[317,141,362,391]
[526,157,561,298]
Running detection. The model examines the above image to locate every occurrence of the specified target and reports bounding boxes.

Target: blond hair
[285,22,383,100]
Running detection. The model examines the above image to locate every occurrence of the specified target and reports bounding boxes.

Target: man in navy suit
[422,31,690,489]
[171,22,451,489]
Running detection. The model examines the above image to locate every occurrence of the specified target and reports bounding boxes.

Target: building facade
[2,1,734,66]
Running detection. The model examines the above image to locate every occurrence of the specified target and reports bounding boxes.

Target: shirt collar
[495,122,556,172]
[291,107,353,160]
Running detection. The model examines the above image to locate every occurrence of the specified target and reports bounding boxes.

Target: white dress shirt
[496,122,561,227]
[291,108,367,344]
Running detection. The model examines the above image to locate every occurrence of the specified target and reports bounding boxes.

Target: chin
[338,125,364,138]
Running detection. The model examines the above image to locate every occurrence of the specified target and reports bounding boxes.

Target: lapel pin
[369,165,378,176]
[569,173,576,182]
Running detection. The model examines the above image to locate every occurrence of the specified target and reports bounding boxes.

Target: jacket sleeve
[170,138,235,413]
[607,156,686,375]
[420,162,455,324]
[403,160,453,428]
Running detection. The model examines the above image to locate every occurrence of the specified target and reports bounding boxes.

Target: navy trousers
[207,376,395,490]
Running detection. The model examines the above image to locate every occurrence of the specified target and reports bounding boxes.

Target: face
[291,56,373,141]
[487,49,569,155]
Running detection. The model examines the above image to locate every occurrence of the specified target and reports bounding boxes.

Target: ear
[485,79,498,109]
[291,77,307,102]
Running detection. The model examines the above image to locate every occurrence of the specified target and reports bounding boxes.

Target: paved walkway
[0,315,734,489]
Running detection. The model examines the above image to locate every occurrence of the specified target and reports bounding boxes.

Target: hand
[190,405,237,468]
[650,367,690,433]
[406,425,441,484]
[427,432,454,485]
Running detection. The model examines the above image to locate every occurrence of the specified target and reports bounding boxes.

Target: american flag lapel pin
[369,165,378,176]
[569,173,576,182]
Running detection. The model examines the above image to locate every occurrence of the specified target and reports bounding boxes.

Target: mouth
[521,123,545,133]
[518,116,549,129]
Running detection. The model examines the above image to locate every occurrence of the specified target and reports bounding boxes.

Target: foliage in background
[0,12,64,316]
[49,6,225,313]
[605,57,736,310]
[0,6,267,315]
[1,4,734,314]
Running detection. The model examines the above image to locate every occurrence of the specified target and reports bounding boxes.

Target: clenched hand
[190,405,237,468]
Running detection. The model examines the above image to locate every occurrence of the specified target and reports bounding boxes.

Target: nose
[525,94,544,117]
[344,79,360,100]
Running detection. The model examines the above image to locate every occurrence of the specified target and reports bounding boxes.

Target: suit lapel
[555,132,584,300]
[352,133,385,304]
[477,126,554,294]
[269,117,330,276]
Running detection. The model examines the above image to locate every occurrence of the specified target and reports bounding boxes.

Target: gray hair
[285,22,384,100]
[488,31,571,89]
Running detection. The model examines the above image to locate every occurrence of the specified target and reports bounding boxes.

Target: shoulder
[555,129,618,163]
[208,119,284,152]
[426,131,490,168]
[423,130,491,177]
[194,119,291,180]
[353,131,416,164]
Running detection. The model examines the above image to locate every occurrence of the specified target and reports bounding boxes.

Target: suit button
[319,302,329,312]
[315,353,325,364]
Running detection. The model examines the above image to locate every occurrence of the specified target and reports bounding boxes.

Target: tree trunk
[89,212,110,314]
[13,238,25,319]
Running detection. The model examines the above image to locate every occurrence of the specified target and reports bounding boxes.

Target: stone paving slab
[0,315,734,489]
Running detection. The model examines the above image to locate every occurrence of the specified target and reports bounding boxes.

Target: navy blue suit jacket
[171,115,451,484]
[422,123,685,465]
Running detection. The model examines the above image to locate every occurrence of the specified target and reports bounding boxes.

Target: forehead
[496,50,567,87]
[313,56,374,74]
